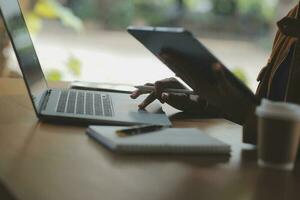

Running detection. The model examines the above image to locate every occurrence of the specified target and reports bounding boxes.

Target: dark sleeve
[269,44,295,101]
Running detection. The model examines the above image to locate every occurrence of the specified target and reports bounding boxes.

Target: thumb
[162,92,190,108]
[161,92,201,111]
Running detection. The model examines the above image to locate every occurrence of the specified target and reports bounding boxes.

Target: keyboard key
[76,92,85,115]
[94,94,103,116]
[66,91,76,113]
[85,93,93,115]
[103,95,113,117]
[56,90,114,117]
[56,90,68,113]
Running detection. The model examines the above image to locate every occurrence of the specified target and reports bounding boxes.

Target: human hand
[159,49,255,124]
[130,77,209,114]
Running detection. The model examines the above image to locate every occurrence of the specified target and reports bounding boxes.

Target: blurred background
[0,0,298,91]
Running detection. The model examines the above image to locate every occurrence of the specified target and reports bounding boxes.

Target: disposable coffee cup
[256,99,300,171]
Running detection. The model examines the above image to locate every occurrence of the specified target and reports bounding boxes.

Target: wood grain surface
[0,78,299,200]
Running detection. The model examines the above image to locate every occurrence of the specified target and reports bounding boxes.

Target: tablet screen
[128,26,257,104]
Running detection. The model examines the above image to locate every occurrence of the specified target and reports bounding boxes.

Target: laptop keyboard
[56,90,114,117]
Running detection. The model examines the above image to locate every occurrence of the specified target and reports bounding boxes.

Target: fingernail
[130,92,137,99]
[161,93,169,101]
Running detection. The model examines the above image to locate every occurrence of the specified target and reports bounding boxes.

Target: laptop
[0,0,171,126]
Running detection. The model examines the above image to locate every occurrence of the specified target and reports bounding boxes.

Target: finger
[130,89,150,99]
[138,92,156,109]
[162,92,208,112]
[154,81,165,102]
[130,90,141,99]
[154,79,180,102]
[161,93,190,109]
[130,83,155,99]
[145,83,154,86]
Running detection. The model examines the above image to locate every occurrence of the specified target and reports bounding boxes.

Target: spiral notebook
[87,126,230,154]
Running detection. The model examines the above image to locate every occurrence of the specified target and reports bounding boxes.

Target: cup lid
[256,99,300,121]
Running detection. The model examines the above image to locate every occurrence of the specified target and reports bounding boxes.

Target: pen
[116,125,165,137]
[134,85,194,95]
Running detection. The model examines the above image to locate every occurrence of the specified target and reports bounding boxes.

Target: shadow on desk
[240,149,300,200]
[169,112,218,120]
[0,181,17,200]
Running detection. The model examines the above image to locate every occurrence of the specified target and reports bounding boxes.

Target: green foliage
[185,0,200,8]
[57,6,83,31]
[66,0,96,19]
[237,0,278,22]
[45,56,82,81]
[107,0,134,29]
[232,67,248,85]
[133,1,167,25]
[46,69,63,81]
[25,0,83,81]
[58,0,278,32]
[26,12,43,33]
[34,0,59,18]
[67,56,82,77]
[26,0,83,33]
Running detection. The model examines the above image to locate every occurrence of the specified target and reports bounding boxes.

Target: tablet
[127,26,258,104]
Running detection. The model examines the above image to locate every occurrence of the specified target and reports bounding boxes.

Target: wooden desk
[0,78,299,200]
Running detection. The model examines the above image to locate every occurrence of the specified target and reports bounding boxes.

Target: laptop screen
[0,0,48,113]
